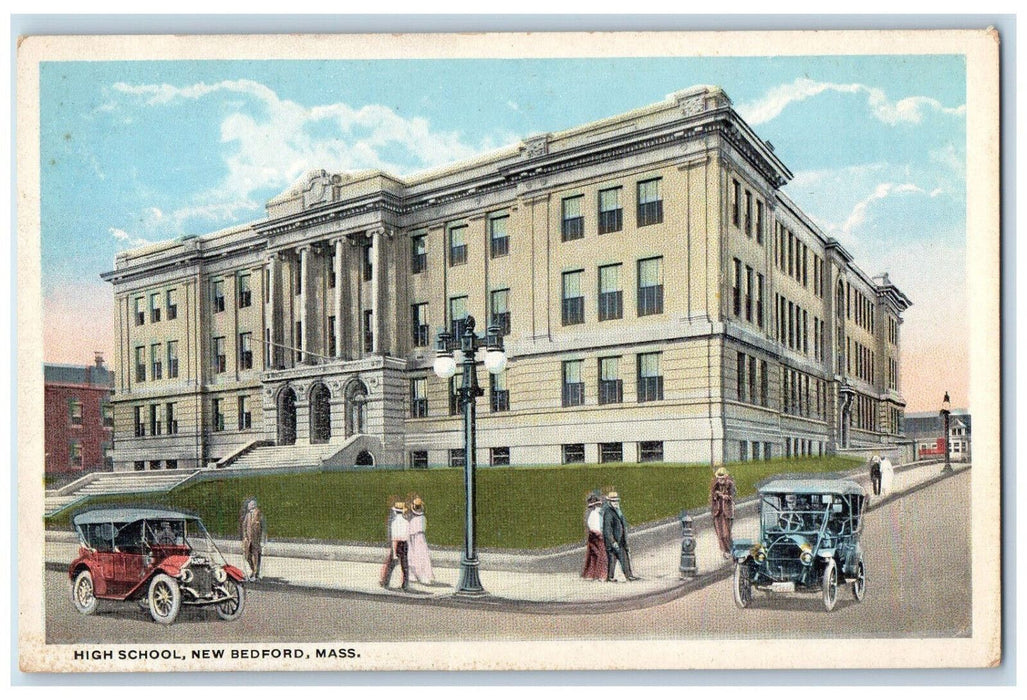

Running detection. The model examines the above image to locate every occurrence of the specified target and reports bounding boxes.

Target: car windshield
[761,493,831,534]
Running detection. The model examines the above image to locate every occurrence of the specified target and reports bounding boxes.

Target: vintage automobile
[731,478,867,611]
[68,507,246,625]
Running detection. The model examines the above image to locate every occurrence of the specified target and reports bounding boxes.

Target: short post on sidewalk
[679,510,698,578]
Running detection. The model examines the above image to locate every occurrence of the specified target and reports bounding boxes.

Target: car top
[72,507,201,526]
[757,478,865,497]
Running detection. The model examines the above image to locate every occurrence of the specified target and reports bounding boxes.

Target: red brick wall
[44,383,113,474]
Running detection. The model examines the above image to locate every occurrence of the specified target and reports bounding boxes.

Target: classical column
[266,253,278,367]
[333,238,343,358]
[299,245,310,362]
[370,228,381,354]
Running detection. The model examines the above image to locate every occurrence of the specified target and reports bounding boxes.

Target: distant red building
[44,355,115,475]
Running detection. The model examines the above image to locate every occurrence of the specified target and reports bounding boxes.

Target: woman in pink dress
[581,492,608,580]
[406,497,435,585]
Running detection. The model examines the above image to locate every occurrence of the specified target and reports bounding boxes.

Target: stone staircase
[226,442,343,470]
[44,470,199,517]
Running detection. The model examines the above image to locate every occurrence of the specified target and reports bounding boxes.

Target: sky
[38,54,968,412]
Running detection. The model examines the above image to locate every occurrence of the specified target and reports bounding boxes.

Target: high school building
[101,85,911,472]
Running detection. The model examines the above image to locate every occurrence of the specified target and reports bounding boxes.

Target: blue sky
[38,55,968,411]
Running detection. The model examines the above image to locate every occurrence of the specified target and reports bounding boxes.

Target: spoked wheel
[215,579,246,621]
[822,559,838,612]
[71,570,98,615]
[851,558,866,602]
[147,573,182,625]
[733,562,753,609]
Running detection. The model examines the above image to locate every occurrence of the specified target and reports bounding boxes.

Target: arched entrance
[345,380,369,437]
[277,386,297,446]
[355,450,374,467]
[309,382,332,444]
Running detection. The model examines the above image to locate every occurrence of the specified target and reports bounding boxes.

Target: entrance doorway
[277,387,297,446]
[309,383,332,444]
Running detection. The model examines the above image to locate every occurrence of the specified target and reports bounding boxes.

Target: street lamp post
[940,391,952,473]
[433,315,507,595]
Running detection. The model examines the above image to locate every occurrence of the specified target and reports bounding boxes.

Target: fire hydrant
[679,510,697,578]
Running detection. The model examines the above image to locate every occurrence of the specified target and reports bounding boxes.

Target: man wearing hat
[868,455,883,496]
[379,500,410,591]
[581,492,607,580]
[710,467,737,558]
[601,491,638,582]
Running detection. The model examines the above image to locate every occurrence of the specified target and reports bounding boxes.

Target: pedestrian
[239,497,266,581]
[869,456,882,496]
[580,492,607,581]
[379,500,410,591]
[601,491,638,582]
[879,455,895,495]
[710,467,736,559]
[406,496,435,585]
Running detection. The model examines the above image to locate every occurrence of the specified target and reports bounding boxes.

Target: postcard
[16,28,1001,672]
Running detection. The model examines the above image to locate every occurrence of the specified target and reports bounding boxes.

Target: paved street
[45,469,970,643]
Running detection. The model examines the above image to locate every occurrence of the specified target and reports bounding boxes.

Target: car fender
[223,564,245,582]
[155,554,192,578]
[69,561,110,597]
[731,539,755,562]
[817,548,837,561]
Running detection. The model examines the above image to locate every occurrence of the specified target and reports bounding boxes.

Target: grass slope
[47,457,858,550]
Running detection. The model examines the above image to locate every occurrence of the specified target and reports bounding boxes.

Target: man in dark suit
[601,491,638,582]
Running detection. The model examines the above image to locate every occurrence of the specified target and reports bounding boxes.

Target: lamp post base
[455,556,486,596]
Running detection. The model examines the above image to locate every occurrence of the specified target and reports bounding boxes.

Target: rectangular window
[744,190,753,236]
[238,396,252,430]
[213,336,226,374]
[149,404,161,436]
[362,311,373,353]
[490,447,511,467]
[744,265,753,322]
[212,398,224,432]
[239,332,253,370]
[732,258,742,317]
[69,440,83,468]
[449,372,463,416]
[600,442,624,463]
[637,178,663,227]
[764,442,772,460]
[150,343,162,380]
[449,225,468,266]
[562,360,585,407]
[167,340,179,379]
[737,352,746,402]
[412,303,430,347]
[597,264,623,321]
[562,443,585,464]
[490,371,509,412]
[135,297,145,326]
[150,460,161,471]
[166,459,178,470]
[68,398,83,426]
[412,235,427,274]
[135,346,146,382]
[238,272,252,308]
[598,356,622,405]
[165,402,178,435]
[490,288,511,336]
[134,461,145,471]
[756,200,764,245]
[166,289,178,320]
[102,401,114,428]
[740,441,748,462]
[489,214,510,258]
[410,451,428,469]
[562,270,585,325]
[787,233,794,277]
[637,352,664,402]
[294,262,302,296]
[760,360,769,407]
[561,195,585,241]
[212,279,225,313]
[363,244,373,282]
[150,292,161,323]
[756,273,764,328]
[639,441,664,463]
[449,296,468,338]
[598,187,623,234]
[328,316,337,357]
[410,378,428,418]
[731,179,741,226]
[328,253,336,289]
[134,406,145,437]
[637,257,664,317]
[748,355,757,405]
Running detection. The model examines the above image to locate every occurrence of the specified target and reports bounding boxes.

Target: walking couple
[379,495,435,591]
[581,489,639,583]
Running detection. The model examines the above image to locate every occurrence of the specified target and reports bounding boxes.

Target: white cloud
[839,181,924,239]
[737,78,965,126]
[109,227,151,248]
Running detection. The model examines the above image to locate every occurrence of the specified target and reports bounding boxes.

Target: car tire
[147,573,182,625]
[822,559,838,612]
[851,558,866,602]
[215,579,246,621]
[733,562,753,609]
[71,570,98,615]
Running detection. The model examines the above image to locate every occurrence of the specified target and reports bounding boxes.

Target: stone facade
[102,85,911,471]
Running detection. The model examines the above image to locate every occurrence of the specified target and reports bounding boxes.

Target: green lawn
[46,457,858,549]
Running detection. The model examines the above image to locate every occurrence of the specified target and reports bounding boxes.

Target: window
[756,200,764,245]
[490,447,511,467]
[637,352,664,402]
[363,244,373,282]
[410,378,428,418]
[637,257,664,316]
[328,316,337,357]
[238,396,252,430]
[149,460,162,471]
[166,289,178,320]
[740,441,748,462]
[600,442,623,463]
[749,355,757,406]
[449,372,463,416]
[363,311,373,353]
[756,273,765,328]
[134,406,145,437]
[764,442,772,461]
[640,441,664,463]
[598,357,622,405]
[239,332,253,370]
[731,179,741,226]
[149,404,161,436]
[238,273,252,308]
[68,398,83,426]
[490,372,509,412]
[410,451,428,469]
[165,402,178,435]
[151,343,162,380]
[412,235,427,274]
[490,289,511,336]
[69,440,83,468]
[562,360,585,407]
[294,262,302,296]
[760,360,769,407]
[449,449,465,467]
[598,187,623,234]
[745,265,753,322]
[150,292,161,322]
[412,303,430,347]
[449,225,468,266]
[732,258,742,317]
[737,352,747,402]
[562,270,585,325]
[212,280,225,313]
[134,461,145,471]
[328,253,336,289]
[102,401,114,428]
[212,398,224,432]
[637,178,663,226]
[598,264,623,321]
[561,195,584,241]
[744,190,753,236]
[562,443,585,464]
[167,341,179,379]
[135,297,145,326]
[449,296,468,338]
[135,346,146,382]
[166,459,178,470]
[212,337,226,374]
[489,214,509,258]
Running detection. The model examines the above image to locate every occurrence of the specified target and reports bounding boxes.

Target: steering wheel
[156,532,175,545]
[778,512,805,532]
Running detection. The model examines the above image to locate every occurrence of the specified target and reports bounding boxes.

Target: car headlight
[799,542,813,565]
[214,567,227,583]
[751,543,767,563]
[178,568,193,583]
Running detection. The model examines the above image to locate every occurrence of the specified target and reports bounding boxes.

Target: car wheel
[851,558,866,602]
[733,562,753,609]
[822,559,838,612]
[215,579,246,621]
[147,573,182,625]
[71,570,98,615]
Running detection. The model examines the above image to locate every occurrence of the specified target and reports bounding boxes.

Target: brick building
[44,354,115,474]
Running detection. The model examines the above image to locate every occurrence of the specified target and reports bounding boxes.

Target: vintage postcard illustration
[16,29,1001,672]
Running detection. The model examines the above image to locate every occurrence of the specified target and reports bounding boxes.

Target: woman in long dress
[581,493,607,580]
[406,497,435,585]
[879,456,895,495]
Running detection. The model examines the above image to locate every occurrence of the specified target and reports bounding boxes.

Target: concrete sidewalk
[45,460,968,612]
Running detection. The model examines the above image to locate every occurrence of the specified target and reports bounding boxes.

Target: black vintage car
[731,478,867,611]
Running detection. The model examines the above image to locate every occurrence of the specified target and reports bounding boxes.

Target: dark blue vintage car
[731,478,867,611]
